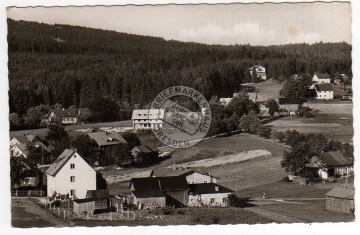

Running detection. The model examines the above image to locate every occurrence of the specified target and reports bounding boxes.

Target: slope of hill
[8,19,352,117]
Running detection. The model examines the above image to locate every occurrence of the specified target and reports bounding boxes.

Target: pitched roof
[325,187,354,199]
[151,167,217,178]
[315,84,333,91]
[87,131,128,147]
[189,183,234,195]
[50,108,78,117]
[86,189,110,199]
[46,149,76,176]
[320,151,352,167]
[279,98,305,105]
[12,143,29,156]
[134,145,157,153]
[130,176,189,193]
[73,198,96,204]
[315,73,331,79]
[11,134,37,144]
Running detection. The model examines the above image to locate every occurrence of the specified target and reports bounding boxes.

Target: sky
[6,2,352,46]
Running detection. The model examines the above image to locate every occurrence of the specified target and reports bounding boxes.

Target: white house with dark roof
[249,65,267,80]
[46,149,96,200]
[150,167,218,184]
[188,183,234,207]
[310,84,334,100]
[312,73,331,84]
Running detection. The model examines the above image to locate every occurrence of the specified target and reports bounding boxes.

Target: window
[210,198,215,203]
[204,181,207,183]
[70,190,76,196]
[70,176,75,182]
[223,198,228,203]
[70,164,75,169]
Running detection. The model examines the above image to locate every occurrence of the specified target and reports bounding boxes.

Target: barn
[325,185,355,214]
[86,189,111,209]
[73,198,96,214]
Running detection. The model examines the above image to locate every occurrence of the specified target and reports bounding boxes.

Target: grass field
[243,78,283,101]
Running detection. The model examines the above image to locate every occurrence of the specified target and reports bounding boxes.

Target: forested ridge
[8,19,352,118]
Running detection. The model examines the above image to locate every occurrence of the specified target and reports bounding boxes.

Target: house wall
[133,194,166,207]
[10,138,20,147]
[318,165,353,179]
[73,201,96,214]
[186,172,217,184]
[326,196,354,214]
[10,145,27,158]
[188,192,231,207]
[165,190,189,206]
[47,152,96,199]
[316,91,333,100]
[61,117,78,124]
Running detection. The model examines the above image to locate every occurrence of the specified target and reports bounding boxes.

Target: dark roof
[134,145,157,153]
[151,167,218,178]
[325,187,354,199]
[279,98,305,105]
[315,73,331,79]
[130,176,189,196]
[50,108,78,118]
[86,189,110,199]
[320,151,352,167]
[132,190,166,198]
[73,198,96,203]
[87,131,128,147]
[343,151,354,162]
[46,149,76,176]
[12,143,29,156]
[315,84,333,91]
[189,183,234,195]
[78,108,91,114]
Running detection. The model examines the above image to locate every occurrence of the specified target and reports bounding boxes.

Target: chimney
[73,148,77,152]
[215,186,219,192]
[158,179,162,190]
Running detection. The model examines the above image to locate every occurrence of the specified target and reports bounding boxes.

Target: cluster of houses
[41,107,91,125]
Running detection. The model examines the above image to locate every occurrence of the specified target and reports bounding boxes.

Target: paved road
[11,197,69,228]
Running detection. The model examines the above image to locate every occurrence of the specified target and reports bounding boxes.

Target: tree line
[8,19,352,126]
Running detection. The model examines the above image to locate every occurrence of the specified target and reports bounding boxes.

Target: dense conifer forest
[8,19,352,120]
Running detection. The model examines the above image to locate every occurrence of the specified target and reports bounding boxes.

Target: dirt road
[11,197,69,228]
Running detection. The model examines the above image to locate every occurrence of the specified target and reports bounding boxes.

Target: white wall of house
[188,192,231,207]
[10,145,27,158]
[316,91,334,100]
[61,117,78,124]
[47,152,96,199]
[186,172,217,184]
[318,166,353,179]
[132,193,166,207]
[312,75,331,84]
[10,138,20,148]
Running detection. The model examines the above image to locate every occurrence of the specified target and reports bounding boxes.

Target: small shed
[325,186,355,214]
[86,189,111,209]
[73,198,96,214]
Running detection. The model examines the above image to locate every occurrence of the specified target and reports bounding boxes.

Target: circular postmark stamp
[149,86,212,148]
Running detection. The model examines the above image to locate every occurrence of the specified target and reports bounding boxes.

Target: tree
[121,132,141,148]
[280,142,314,176]
[9,113,23,130]
[46,123,69,142]
[224,113,240,133]
[26,143,43,166]
[10,157,25,188]
[239,111,262,134]
[208,117,227,137]
[265,99,279,117]
[71,134,98,165]
[22,104,51,129]
[258,126,272,138]
[86,96,120,122]
[96,171,107,189]
[227,193,239,207]
[275,131,286,143]
[113,143,131,166]
[227,93,259,118]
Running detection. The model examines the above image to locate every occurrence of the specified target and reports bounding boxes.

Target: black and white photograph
[1,0,359,233]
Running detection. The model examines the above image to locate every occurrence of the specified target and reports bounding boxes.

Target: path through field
[11,198,69,228]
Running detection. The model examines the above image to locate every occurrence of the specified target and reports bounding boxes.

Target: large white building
[312,73,331,84]
[46,149,96,200]
[310,84,334,100]
[132,109,165,130]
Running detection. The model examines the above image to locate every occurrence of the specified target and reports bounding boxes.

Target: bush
[275,131,286,142]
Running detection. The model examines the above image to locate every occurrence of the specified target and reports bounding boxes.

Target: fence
[15,190,45,197]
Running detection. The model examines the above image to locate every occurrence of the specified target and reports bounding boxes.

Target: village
[10,66,355,226]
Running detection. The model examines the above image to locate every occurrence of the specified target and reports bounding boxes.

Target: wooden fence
[14,190,45,197]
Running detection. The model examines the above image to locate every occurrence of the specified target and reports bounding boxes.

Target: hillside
[8,19,352,117]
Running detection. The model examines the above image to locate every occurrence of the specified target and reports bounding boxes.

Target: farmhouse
[87,131,128,161]
[311,84,334,100]
[10,134,54,154]
[132,109,165,130]
[306,151,353,179]
[130,176,189,208]
[46,149,96,200]
[43,107,78,124]
[249,64,267,80]
[278,98,305,115]
[73,198,96,214]
[131,145,158,165]
[325,184,354,214]
[312,73,331,84]
[150,167,218,184]
[188,183,234,207]
[219,97,233,106]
